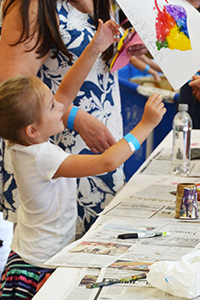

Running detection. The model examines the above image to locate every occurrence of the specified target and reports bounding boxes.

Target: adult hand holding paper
[110,28,144,73]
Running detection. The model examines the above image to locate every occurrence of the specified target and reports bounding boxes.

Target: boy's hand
[141,93,166,129]
[92,19,120,53]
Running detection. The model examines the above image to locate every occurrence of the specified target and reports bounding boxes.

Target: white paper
[116,0,200,90]
[45,218,200,268]
[141,159,198,176]
[58,268,101,300]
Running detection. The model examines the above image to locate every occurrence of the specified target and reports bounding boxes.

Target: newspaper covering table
[33,130,200,300]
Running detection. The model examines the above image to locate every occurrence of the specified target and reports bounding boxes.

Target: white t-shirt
[10,142,77,268]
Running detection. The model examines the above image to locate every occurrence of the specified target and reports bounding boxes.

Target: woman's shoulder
[0,0,46,80]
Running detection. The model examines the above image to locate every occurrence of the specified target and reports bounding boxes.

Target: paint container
[175,183,198,219]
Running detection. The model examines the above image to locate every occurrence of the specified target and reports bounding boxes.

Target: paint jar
[175,183,198,219]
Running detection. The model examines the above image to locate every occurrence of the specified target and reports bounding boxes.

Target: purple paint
[166,5,187,21]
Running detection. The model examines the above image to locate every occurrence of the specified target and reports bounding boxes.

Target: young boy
[0,20,166,300]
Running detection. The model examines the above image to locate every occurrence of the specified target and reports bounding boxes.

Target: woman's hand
[187,0,200,9]
[127,44,148,56]
[63,106,116,153]
[189,75,200,102]
[76,115,116,153]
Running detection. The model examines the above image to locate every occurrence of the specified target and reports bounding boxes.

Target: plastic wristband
[123,133,140,152]
[67,106,80,130]
[143,65,150,74]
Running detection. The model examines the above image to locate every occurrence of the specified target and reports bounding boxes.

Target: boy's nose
[59,102,64,111]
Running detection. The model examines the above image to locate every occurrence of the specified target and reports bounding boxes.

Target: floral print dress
[0,0,125,235]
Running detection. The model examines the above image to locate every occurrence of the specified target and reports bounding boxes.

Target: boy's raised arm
[54,93,166,178]
[55,19,120,112]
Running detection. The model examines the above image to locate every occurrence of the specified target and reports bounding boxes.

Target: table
[33,130,200,300]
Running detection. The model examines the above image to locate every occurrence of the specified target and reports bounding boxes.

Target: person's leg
[0,251,55,299]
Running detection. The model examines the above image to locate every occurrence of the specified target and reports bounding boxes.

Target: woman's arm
[0,2,117,153]
[0,0,47,80]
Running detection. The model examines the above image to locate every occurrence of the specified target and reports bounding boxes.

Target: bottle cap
[178,103,188,112]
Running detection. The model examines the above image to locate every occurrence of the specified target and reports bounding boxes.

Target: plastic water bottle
[171,104,192,175]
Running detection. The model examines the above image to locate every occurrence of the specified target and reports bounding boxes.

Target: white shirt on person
[9,141,77,268]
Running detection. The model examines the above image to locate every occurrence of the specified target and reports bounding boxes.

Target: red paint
[154,0,176,42]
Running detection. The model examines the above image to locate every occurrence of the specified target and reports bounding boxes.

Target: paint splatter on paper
[154,0,192,51]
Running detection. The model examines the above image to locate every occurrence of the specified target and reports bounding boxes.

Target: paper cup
[175,183,198,219]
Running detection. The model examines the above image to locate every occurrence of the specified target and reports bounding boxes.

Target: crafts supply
[175,183,198,219]
[86,273,146,288]
[110,28,143,73]
[117,232,169,239]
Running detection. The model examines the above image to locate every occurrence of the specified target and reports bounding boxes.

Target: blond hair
[0,75,44,145]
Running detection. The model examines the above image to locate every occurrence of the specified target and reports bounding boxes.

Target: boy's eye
[51,101,55,110]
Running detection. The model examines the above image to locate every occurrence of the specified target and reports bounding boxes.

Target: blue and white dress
[0,0,125,234]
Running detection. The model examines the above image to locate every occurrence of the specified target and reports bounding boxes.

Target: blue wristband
[143,65,150,74]
[123,133,140,152]
[67,106,80,130]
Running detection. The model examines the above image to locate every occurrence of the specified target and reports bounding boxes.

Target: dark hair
[118,8,131,30]
[0,76,44,145]
[3,0,114,62]
[3,0,73,60]
[93,0,114,61]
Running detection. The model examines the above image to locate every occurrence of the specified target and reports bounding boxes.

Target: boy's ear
[25,124,39,138]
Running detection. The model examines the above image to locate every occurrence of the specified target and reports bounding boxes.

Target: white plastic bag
[147,250,200,299]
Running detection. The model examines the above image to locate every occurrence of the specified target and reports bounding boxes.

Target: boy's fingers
[154,96,163,106]
[157,102,166,112]
[147,93,161,103]
[98,19,103,26]
[161,107,167,116]
[97,19,103,31]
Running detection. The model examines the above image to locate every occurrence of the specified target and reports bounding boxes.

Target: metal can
[175,183,198,219]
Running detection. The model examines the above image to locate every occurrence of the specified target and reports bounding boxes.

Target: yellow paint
[166,25,192,51]
[117,28,135,51]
